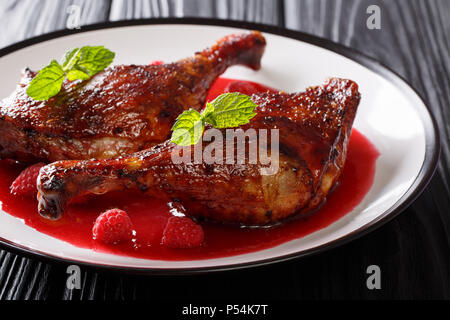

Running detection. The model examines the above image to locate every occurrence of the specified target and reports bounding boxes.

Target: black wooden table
[0,0,449,300]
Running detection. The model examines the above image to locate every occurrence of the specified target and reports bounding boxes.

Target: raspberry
[92,209,134,245]
[149,60,164,66]
[10,162,45,197]
[162,216,204,249]
[225,81,259,96]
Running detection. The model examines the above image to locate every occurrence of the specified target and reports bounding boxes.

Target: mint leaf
[202,101,216,126]
[76,46,115,76]
[66,69,90,81]
[170,93,258,146]
[171,109,204,146]
[60,48,81,71]
[26,60,65,101]
[61,46,114,76]
[206,92,257,128]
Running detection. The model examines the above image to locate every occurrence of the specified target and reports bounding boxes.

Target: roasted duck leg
[37,78,360,224]
[0,31,266,163]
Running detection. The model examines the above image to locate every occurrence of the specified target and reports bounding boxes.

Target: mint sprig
[171,93,258,146]
[27,46,115,101]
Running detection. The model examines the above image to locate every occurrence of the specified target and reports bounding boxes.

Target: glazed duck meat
[0,31,266,163]
[37,78,360,224]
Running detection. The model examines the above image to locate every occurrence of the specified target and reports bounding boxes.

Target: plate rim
[0,17,441,275]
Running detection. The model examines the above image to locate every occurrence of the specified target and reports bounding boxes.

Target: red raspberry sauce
[0,78,379,261]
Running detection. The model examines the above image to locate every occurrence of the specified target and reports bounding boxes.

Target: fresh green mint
[171,93,258,146]
[27,46,115,101]
[26,60,66,101]
[171,109,205,146]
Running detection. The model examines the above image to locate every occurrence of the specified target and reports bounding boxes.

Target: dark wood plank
[0,0,111,48]
[109,0,282,25]
[110,0,174,20]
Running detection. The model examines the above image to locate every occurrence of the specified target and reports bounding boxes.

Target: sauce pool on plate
[0,78,379,261]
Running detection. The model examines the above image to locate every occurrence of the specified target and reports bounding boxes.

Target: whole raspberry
[92,209,134,245]
[10,162,45,197]
[225,81,259,96]
[162,216,204,249]
[149,60,164,65]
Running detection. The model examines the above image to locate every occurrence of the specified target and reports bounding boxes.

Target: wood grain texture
[0,0,111,48]
[109,0,282,23]
[0,0,449,300]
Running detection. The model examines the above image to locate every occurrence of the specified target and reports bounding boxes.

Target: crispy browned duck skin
[37,78,360,224]
[0,31,266,163]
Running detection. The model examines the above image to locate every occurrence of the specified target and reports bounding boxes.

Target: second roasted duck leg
[37,78,360,225]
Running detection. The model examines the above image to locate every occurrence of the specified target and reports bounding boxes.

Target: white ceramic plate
[0,19,439,273]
